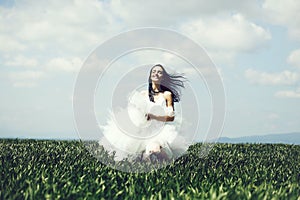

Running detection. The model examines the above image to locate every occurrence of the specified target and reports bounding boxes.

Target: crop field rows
[0,139,299,199]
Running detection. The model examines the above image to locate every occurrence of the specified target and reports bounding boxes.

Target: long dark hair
[148,64,186,103]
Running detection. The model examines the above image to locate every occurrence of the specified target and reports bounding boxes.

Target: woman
[100,64,188,162]
[140,64,186,161]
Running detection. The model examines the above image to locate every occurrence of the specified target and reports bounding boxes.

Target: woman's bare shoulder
[163,91,172,98]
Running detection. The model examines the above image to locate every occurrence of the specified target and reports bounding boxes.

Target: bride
[99,64,188,162]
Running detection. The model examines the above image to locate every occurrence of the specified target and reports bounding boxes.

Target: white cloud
[275,89,300,98]
[0,0,267,70]
[287,49,300,68]
[176,65,223,80]
[267,113,279,120]
[0,0,120,55]
[246,67,300,99]
[206,51,236,65]
[245,68,300,85]
[109,1,268,64]
[5,55,38,68]
[45,57,82,73]
[179,14,271,64]
[11,82,37,88]
[8,70,45,88]
[263,0,300,40]
[180,14,271,52]
[0,34,26,52]
[9,71,44,80]
[110,0,261,26]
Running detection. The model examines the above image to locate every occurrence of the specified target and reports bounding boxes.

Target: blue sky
[0,0,300,140]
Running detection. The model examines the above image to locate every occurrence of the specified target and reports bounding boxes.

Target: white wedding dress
[99,90,189,161]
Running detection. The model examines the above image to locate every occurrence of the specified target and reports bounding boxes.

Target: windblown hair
[148,64,186,103]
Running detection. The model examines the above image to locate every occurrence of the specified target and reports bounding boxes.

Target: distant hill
[217,132,300,145]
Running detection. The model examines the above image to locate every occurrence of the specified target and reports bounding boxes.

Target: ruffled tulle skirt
[99,91,189,161]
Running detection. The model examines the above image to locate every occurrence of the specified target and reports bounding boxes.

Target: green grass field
[1,139,299,199]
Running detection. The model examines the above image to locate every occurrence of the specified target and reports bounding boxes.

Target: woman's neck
[152,82,161,92]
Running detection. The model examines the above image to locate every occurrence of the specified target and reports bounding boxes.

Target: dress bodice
[150,95,166,106]
[128,90,175,119]
[147,94,175,117]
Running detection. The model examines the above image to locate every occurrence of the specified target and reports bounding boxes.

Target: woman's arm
[147,91,175,122]
[147,113,174,122]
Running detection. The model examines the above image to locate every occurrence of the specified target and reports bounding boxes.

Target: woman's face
[150,66,164,84]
